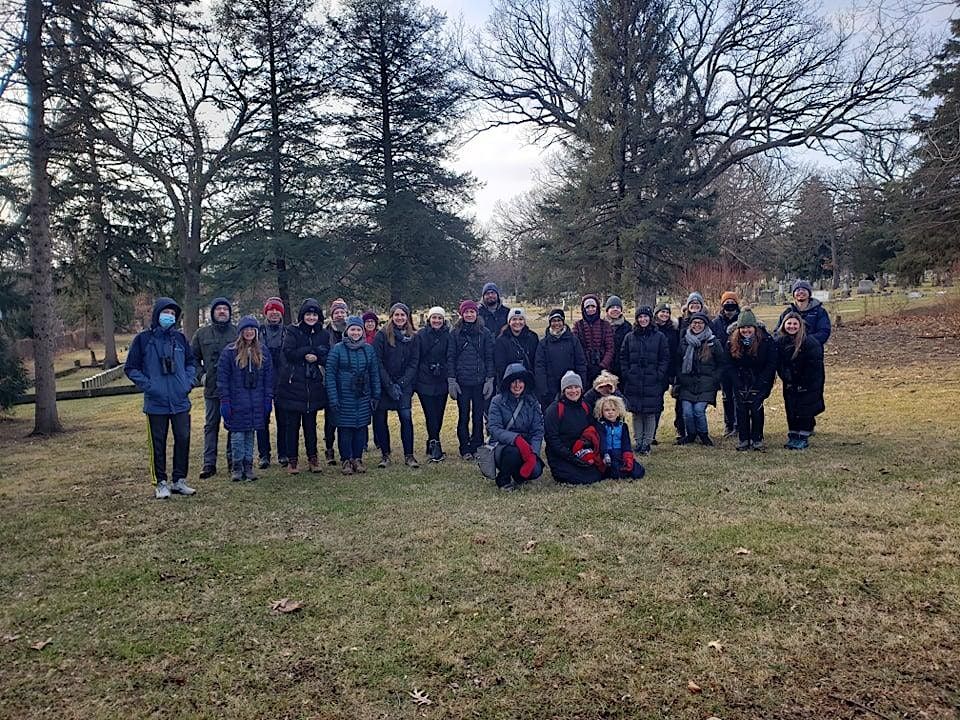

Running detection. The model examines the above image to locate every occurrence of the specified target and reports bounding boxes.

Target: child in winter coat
[595,395,645,480]
[218,315,274,482]
[582,370,625,411]
[726,308,777,451]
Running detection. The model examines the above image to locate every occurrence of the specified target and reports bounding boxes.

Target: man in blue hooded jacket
[125,298,197,499]
[191,297,238,477]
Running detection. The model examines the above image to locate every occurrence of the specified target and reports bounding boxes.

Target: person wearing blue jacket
[487,363,544,491]
[777,280,832,346]
[124,297,197,500]
[218,316,274,482]
[325,316,381,474]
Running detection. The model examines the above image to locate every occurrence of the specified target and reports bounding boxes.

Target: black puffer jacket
[494,326,539,386]
[777,334,825,417]
[654,318,681,386]
[619,325,671,414]
[727,329,777,400]
[448,320,494,387]
[609,317,631,377]
[415,323,452,397]
[534,327,587,406]
[543,396,602,485]
[275,299,329,413]
[374,325,420,410]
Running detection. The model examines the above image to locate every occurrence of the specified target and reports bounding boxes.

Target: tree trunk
[25,0,62,435]
[181,195,202,339]
[378,17,401,302]
[266,2,291,323]
[86,138,118,368]
[831,236,840,290]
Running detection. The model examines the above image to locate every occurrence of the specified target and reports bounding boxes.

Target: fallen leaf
[270,598,304,614]
[706,716,723,720]
[687,679,702,694]
[2,634,21,643]
[31,637,52,651]
[522,539,538,554]
[734,547,753,556]
[707,640,724,654]
[408,688,432,705]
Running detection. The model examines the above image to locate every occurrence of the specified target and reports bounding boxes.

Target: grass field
[2,308,959,719]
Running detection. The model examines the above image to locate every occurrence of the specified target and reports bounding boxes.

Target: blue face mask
[158,313,176,329]
[741,334,754,346]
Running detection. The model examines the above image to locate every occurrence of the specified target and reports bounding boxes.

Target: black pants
[373,406,414,456]
[786,413,815,434]
[673,396,684,436]
[721,377,737,431]
[147,411,190,484]
[419,392,447,447]
[284,408,318,462]
[324,407,338,457]
[456,384,485,455]
[255,405,288,462]
[496,445,543,487]
[735,399,765,442]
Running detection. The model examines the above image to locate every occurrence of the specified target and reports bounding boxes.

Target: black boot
[698,432,714,446]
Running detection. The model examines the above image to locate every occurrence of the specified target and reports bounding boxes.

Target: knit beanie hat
[685,292,705,309]
[560,370,583,391]
[689,311,711,325]
[345,315,364,331]
[507,307,526,321]
[605,295,623,310]
[654,302,671,316]
[459,300,479,315]
[548,308,565,322]
[362,311,379,325]
[237,315,259,333]
[427,306,446,320]
[737,308,759,328]
[263,297,284,316]
[720,291,739,307]
[481,282,501,298]
[635,305,653,319]
[791,279,814,295]
[389,302,411,318]
[330,298,349,314]
[581,294,599,311]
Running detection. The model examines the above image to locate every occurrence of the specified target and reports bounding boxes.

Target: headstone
[857,279,874,294]
[759,289,776,305]
[908,291,923,299]
[812,290,830,302]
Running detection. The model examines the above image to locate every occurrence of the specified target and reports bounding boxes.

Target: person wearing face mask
[487,363,545,491]
[776,311,825,450]
[192,298,238,479]
[619,306,670,455]
[726,309,777,451]
[373,302,422,468]
[493,307,539,386]
[325,316,381,474]
[604,296,630,378]
[573,294,614,386]
[713,291,742,438]
[416,307,452,462]
[276,299,330,474]
[777,280,831,346]
[124,297,197,499]
[323,298,350,465]
[675,311,727,446]
[447,300,495,461]
[543,371,604,485]
[534,308,587,411]
[257,297,287,469]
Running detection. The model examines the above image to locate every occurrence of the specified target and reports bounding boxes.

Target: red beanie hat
[459,300,479,315]
[263,297,284,315]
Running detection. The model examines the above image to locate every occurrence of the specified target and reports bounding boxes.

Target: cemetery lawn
[1,311,959,719]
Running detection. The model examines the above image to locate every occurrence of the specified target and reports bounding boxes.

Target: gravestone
[857,279,875,294]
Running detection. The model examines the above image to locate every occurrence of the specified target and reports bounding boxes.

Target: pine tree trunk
[181,200,202,339]
[266,4,291,323]
[86,139,118,368]
[25,0,62,435]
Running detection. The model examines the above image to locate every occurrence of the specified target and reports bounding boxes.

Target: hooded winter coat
[191,297,238,398]
[325,338,381,427]
[654,316,681,386]
[727,328,777,400]
[259,321,286,391]
[125,297,195,415]
[675,333,727,405]
[447,319,494,387]
[777,299,832,345]
[543,395,602,484]
[534,327,587,406]
[416,322,452,397]
[608,316,631,377]
[619,324,671,414]
[488,365,544,455]
[573,295,614,380]
[494,325,539,385]
[217,337,274,432]
[275,299,330,413]
[478,282,510,334]
[374,323,420,410]
[776,334,825,417]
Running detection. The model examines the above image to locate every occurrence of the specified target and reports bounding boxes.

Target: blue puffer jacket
[488,364,544,454]
[124,297,195,415]
[325,340,381,427]
[778,299,831,345]
[217,339,274,432]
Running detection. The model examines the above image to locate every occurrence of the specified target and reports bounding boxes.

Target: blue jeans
[681,400,709,437]
[337,426,368,461]
[231,430,255,466]
[373,407,414,456]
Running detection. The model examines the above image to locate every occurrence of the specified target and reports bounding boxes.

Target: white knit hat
[508,307,526,321]
[427,306,446,319]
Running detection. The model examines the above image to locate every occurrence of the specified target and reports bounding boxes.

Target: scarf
[681,326,715,375]
[344,336,366,351]
[394,323,414,343]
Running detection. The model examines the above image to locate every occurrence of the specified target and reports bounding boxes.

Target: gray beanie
[605,295,623,310]
[560,370,583,391]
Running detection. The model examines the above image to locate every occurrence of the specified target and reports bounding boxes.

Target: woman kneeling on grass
[675,311,726,446]
[726,308,777,451]
[326,316,381,474]
[218,315,274,482]
[776,311,825,450]
[595,395,645,480]
[543,371,604,485]
[487,363,544,491]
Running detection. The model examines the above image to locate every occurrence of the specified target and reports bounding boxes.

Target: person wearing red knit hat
[258,297,288,468]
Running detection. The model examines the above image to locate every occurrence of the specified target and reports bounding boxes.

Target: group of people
[124,280,829,498]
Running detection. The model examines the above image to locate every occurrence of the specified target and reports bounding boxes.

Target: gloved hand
[220,401,231,423]
[514,436,538,479]
[389,383,402,401]
[448,378,461,400]
[482,377,494,400]
[370,398,379,413]
[623,451,635,473]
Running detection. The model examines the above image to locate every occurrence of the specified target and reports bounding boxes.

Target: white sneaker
[155,481,171,500]
[170,479,196,496]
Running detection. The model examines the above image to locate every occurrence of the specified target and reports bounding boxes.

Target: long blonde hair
[777,311,807,359]
[234,335,263,369]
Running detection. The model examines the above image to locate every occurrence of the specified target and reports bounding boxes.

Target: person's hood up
[500,362,535,392]
[482,282,501,303]
[209,296,232,323]
[297,298,323,324]
[151,297,182,329]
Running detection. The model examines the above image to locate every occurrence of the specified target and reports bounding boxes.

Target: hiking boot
[498,481,519,492]
[433,442,446,462]
[258,457,270,470]
[461,453,474,461]
[638,445,651,456]
[676,435,696,445]
[170,479,196,496]
[723,427,737,438]
[155,480,171,500]
[650,438,659,446]
[795,436,810,449]
[405,455,420,469]
[377,453,390,469]
[341,460,355,475]
[427,439,440,462]
[751,440,766,452]
[279,456,289,468]
[231,466,243,482]
[353,459,366,474]
[698,433,714,447]
[784,433,800,450]
[325,449,337,466]
[308,455,322,473]
[736,440,751,452]
[198,466,216,479]
[244,461,257,482]
[287,460,301,475]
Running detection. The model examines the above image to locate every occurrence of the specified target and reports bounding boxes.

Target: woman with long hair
[373,303,421,468]
[675,311,726,446]
[726,309,777,451]
[776,311,825,450]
